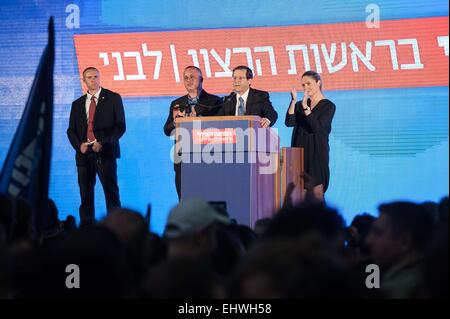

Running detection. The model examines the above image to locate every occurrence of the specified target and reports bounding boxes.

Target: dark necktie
[238,97,245,116]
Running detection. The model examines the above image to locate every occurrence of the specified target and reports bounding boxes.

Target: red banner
[74,17,449,96]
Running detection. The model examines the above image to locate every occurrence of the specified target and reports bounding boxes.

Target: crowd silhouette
[0,192,448,299]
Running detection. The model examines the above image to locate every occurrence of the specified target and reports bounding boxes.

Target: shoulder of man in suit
[247,89,270,105]
[101,88,125,100]
[171,95,188,106]
[198,89,215,99]
[74,95,85,105]
[101,88,119,98]
[201,91,222,103]
[249,88,269,96]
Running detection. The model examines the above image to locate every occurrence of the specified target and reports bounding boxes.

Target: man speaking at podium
[163,66,221,199]
[219,65,278,128]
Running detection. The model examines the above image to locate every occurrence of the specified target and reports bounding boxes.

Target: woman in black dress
[285,71,336,201]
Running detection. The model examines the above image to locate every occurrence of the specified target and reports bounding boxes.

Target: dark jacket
[163,89,222,136]
[218,88,278,126]
[67,88,126,165]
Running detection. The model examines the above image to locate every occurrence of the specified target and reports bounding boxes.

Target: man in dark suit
[67,67,126,226]
[219,65,278,127]
[163,66,221,199]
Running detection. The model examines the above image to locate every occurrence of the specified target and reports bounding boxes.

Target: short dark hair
[232,65,253,79]
[184,65,203,82]
[348,213,376,255]
[350,213,376,240]
[82,67,99,77]
[378,201,434,251]
[263,202,345,242]
[302,70,322,90]
[438,196,448,224]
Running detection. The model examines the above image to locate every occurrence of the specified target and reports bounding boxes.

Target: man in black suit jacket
[67,67,126,226]
[163,66,221,199]
[218,65,278,127]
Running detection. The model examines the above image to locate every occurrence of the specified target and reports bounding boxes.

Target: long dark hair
[302,70,322,90]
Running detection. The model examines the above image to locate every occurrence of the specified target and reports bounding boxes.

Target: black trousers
[77,153,121,225]
[175,162,181,200]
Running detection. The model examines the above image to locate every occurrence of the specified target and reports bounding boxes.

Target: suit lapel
[198,89,206,102]
[198,89,214,105]
[181,95,188,108]
[245,88,254,115]
[80,94,88,126]
[96,88,106,108]
[94,88,107,120]
[229,94,237,115]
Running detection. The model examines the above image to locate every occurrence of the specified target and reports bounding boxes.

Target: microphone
[303,97,312,113]
[194,91,235,112]
[174,103,192,114]
[184,102,193,115]
[222,91,236,103]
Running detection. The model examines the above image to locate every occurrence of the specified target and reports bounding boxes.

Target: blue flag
[0,17,55,236]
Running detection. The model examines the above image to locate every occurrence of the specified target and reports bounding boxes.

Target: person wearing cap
[164,198,229,259]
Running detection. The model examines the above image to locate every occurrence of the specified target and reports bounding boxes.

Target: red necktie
[87,96,96,142]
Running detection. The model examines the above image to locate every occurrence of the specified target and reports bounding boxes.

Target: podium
[280,147,304,206]
[176,116,280,228]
